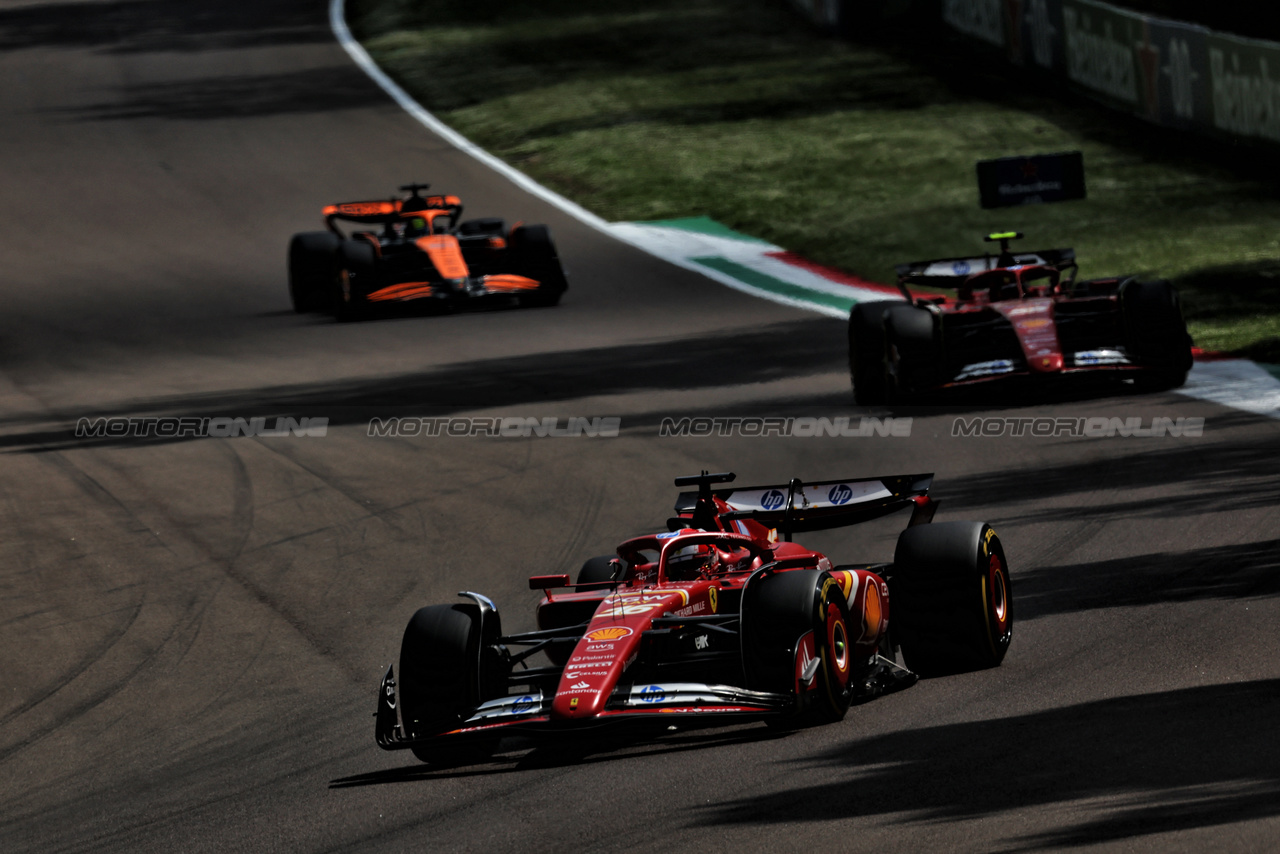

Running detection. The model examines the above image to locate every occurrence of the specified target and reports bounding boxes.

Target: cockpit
[961,265,1060,301]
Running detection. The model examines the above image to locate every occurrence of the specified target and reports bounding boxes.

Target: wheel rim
[831,616,848,671]
[826,602,851,687]
[989,554,1009,633]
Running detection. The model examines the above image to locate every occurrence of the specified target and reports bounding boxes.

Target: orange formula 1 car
[287,183,567,321]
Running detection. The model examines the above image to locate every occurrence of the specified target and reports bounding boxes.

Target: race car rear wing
[675,473,935,537]
[322,195,464,235]
[895,247,1075,289]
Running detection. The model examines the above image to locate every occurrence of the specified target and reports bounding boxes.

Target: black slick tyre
[332,240,377,323]
[849,301,895,405]
[287,232,340,313]
[510,224,567,307]
[576,555,618,591]
[1121,279,1192,391]
[884,303,936,398]
[890,522,1012,676]
[742,569,855,725]
[398,603,503,765]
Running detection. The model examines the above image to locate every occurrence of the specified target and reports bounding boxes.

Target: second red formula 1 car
[287,183,567,321]
[848,232,1194,403]
[374,472,1013,765]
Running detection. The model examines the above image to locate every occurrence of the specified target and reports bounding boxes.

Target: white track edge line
[330,0,611,232]
[329,0,844,320]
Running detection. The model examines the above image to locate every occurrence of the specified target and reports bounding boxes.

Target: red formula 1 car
[287,183,567,321]
[848,232,1194,403]
[375,472,1013,765]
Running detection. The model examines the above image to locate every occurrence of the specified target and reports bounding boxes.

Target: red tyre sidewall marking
[988,553,1009,636]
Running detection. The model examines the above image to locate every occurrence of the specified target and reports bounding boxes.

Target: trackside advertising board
[976,151,1086,208]
[934,0,1280,150]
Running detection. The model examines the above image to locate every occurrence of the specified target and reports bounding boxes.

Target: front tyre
[510,224,567,307]
[577,555,618,591]
[884,303,936,400]
[849,301,894,405]
[889,522,1012,675]
[741,569,854,725]
[398,603,504,765]
[1121,279,1192,391]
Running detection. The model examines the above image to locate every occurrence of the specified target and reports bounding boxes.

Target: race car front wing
[375,667,793,751]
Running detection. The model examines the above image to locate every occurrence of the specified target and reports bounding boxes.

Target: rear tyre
[398,603,504,765]
[742,570,854,725]
[889,522,1012,676]
[577,555,618,591]
[287,232,340,313]
[510,224,567,307]
[849,301,895,405]
[1122,279,1192,391]
[332,240,377,323]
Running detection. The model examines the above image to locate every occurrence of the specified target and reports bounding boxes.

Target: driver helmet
[666,543,718,581]
[403,215,430,237]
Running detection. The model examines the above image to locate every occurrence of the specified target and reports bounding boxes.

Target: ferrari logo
[708,587,718,614]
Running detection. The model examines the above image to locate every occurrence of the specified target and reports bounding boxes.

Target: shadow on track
[3,313,1242,453]
[695,678,1280,850]
[328,724,786,789]
[0,317,847,451]
[55,66,384,122]
[0,0,331,54]
[934,440,1280,522]
[1015,537,1280,621]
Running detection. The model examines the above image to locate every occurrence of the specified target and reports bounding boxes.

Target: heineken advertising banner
[931,0,1280,149]
[1020,0,1067,73]
[1141,19,1212,129]
[1060,0,1141,108]
[942,0,1003,48]
[1208,33,1280,144]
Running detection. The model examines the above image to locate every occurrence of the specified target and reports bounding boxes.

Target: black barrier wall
[788,0,1280,148]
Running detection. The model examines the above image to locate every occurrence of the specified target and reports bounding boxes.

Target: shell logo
[584,626,633,642]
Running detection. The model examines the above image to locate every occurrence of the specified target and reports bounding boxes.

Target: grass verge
[347,0,1280,360]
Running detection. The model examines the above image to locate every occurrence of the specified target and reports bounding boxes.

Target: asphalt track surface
[2,2,1279,852]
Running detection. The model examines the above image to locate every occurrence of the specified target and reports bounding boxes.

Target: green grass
[347,0,1280,359]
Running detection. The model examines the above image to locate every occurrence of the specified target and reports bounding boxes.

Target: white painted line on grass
[1179,359,1280,420]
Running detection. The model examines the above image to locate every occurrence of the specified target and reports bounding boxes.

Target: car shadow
[327,723,788,789]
